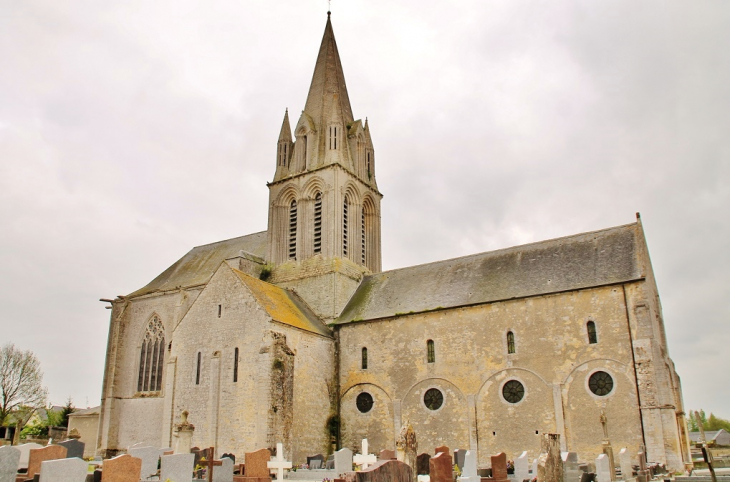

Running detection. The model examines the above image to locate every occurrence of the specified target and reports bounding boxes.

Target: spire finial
[328,0,331,16]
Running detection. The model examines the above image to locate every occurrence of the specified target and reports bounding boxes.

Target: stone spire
[278,108,292,142]
[275,109,293,173]
[303,13,354,127]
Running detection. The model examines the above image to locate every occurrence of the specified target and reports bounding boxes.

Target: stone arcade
[97,12,691,471]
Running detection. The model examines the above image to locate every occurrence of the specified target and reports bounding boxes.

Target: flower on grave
[454,464,461,477]
[507,460,515,470]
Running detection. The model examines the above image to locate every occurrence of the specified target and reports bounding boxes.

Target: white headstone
[334,447,353,476]
[618,448,632,480]
[267,443,292,481]
[212,457,234,482]
[353,439,377,470]
[562,452,581,482]
[0,446,21,482]
[161,453,195,482]
[417,476,431,482]
[532,458,538,477]
[515,451,530,482]
[596,454,611,482]
[15,443,43,470]
[129,446,161,481]
[38,458,87,482]
[457,450,480,482]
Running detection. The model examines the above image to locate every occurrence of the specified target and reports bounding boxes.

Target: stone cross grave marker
[334,447,353,476]
[58,439,85,459]
[102,454,142,482]
[200,447,223,482]
[457,450,480,482]
[353,439,376,470]
[38,457,87,482]
[618,448,632,480]
[212,457,233,482]
[128,446,161,481]
[514,451,529,482]
[161,453,195,482]
[429,451,453,482]
[27,445,67,479]
[15,443,43,471]
[595,454,611,482]
[267,443,292,480]
[0,446,21,482]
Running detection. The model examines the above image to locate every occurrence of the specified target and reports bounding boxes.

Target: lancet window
[288,200,297,260]
[343,196,350,257]
[427,339,435,363]
[507,331,516,354]
[314,193,322,254]
[587,321,598,344]
[137,316,165,392]
[233,347,239,382]
[362,347,368,369]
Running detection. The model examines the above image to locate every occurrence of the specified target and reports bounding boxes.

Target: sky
[0,0,728,419]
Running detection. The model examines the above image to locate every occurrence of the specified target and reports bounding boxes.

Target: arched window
[137,316,165,392]
[233,347,239,383]
[507,331,516,354]
[587,321,598,344]
[343,196,350,257]
[314,193,322,254]
[195,352,202,385]
[427,340,435,363]
[288,200,297,260]
[362,347,368,369]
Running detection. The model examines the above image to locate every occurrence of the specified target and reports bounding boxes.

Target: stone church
[97,13,691,471]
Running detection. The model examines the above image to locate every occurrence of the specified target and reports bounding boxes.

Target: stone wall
[338,283,646,467]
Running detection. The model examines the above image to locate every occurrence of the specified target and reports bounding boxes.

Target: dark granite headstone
[454,449,467,471]
[58,439,85,459]
[93,468,102,482]
[416,453,431,475]
[307,454,325,467]
[342,460,412,482]
[580,472,596,482]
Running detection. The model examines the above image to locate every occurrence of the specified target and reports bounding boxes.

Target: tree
[688,409,730,433]
[0,344,48,430]
[59,397,75,428]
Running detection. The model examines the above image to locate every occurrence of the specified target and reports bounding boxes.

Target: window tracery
[137,316,165,392]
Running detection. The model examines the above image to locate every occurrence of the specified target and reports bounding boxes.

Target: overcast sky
[1,1,728,419]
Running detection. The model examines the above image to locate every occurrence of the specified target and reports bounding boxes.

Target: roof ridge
[191,230,267,249]
[373,222,639,277]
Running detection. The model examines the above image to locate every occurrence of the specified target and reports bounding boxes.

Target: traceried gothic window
[343,196,350,257]
[137,316,165,392]
[587,321,598,344]
[314,193,322,254]
[427,339,435,363]
[507,331,516,354]
[356,392,373,413]
[361,347,368,369]
[502,380,525,403]
[288,200,297,260]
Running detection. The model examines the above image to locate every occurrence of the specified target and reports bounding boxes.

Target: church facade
[97,14,691,471]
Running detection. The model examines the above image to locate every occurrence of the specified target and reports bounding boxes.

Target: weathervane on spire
[328,0,331,15]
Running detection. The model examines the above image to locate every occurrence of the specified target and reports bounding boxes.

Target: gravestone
[343,459,412,482]
[596,455,611,482]
[27,445,68,479]
[396,423,417,481]
[457,450,480,482]
[434,446,449,456]
[160,453,195,482]
[213,457,234,482]
[38,457,87,482]
[307,454,325,468]
[267,443,291,480]
[532,459,538,478]
[101,454,141,482]
[454,449,467,471]
[416,453,431,475]
[15,443,43,471]
[491,452,510,482]
[353,440,376,470]
[514,451,529,482]
[241,448,271,480]
[636,452,648,482]
[58,440,85,460]
[562,452,581,482]
[379,450,396,461]
[127,442,147,451]
[326,455,335,470]
[537,434,562,482]
[0,446,20,482]
[334,447,354,476]
[191,447,203,467]
[580,474,596,482]
[618,448,632,480]
[173,411,195,455]
[429,452,453,482]
[128,446,161,480]
[310,459,322,470]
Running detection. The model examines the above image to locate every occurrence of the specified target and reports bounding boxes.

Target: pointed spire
[278,108,292,142]
[303,13,354,126]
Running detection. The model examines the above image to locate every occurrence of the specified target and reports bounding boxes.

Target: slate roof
[336,222,645,324]
[128,231,267,298]
[231,268,332,338]
[689,430,730,443]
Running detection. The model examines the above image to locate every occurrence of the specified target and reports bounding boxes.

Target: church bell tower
[265,13,383,322]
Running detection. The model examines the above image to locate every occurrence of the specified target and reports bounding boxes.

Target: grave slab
[514,451,529,482]
[27,446,67,479]
[102,454,142,482]
[128,446,161,481]
[57,440,85,460]
[15,444,43,471]
[38,458,87,482]
[160,453,195,482]
[0,446,20,482]
[429,452,452,482]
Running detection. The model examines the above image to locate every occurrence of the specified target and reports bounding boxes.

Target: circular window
[502,380,525,404]
[588,371,614,396]
[356,392,374,413]
[424,388,444,410]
